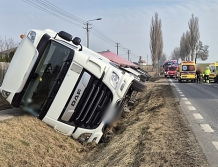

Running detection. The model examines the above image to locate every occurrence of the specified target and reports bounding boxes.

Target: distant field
[196,63,210,69]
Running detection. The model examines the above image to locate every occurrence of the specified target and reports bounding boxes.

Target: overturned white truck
[0,29,145,143]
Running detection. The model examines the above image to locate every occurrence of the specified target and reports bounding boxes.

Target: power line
[31,0,86,24]
[22,0,83,28]
[22,0,140,59]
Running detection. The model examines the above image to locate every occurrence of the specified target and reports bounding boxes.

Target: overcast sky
[0,0,217,63]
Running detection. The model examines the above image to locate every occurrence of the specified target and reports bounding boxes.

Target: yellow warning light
[20,34,25,39]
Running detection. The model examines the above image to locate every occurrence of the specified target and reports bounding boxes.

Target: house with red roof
[98,50,137,67]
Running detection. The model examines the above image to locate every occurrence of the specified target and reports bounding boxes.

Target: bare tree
[150,12,163,71]
[188,14,200,61]
[160,53,167,66]
[180,31,191,61]
[195,40,209,63]
[0,36,17,52]
[180,33,186,61]
[184,30,191,60]
[171,47,180,61]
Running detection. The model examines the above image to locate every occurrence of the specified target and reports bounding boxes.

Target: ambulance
[209,62,218,83]
[178,61,196,83]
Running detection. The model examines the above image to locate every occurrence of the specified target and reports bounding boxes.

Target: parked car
[0,29,145,143]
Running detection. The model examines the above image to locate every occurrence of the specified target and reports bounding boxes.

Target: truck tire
[178,79,182,83]
[131,79,146,92]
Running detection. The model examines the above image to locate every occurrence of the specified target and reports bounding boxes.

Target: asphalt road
[170,78,218,167]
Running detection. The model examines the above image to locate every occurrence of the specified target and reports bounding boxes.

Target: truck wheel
[179,79,182,83]
[131,79,146,92]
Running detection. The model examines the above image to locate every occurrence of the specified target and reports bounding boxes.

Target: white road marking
[178,92,182,94]
[180,94,185,97]
[182,98,188,100]
[193,113,203,119]
[185,101,191,104]
[200,124,214,132]
[214,86,218,88]
[188,106,196,110]
[212,142,218,150]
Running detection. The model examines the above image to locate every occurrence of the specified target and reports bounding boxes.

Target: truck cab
[166,65,178,78]
[0,29,141,143]
[178,61,196,83]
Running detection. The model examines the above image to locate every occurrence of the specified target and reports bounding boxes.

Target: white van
[0,29,145,143]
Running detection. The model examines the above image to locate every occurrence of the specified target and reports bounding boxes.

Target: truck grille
[60,70,113,129]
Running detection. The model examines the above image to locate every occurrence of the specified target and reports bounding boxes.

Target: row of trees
[0,36,17,62]
[150,13,209,69]
[0,36,17,52]
[150,12,163,71]
[171,14,209,63]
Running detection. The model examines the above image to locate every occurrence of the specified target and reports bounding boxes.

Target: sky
[0,0,218,64]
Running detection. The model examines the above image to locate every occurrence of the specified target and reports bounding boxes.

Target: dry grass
[0,79,208,167]
[77,84,208,167]
[0,115,86,167]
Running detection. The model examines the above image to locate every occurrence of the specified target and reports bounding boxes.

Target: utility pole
[84,22,92,48]
[83,18,102,48]
[116,43,120,55]
[127,50,131,61]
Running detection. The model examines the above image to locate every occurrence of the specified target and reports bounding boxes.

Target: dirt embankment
[0,81,208,166]
[0,95,12,110]
[76,84,208,167]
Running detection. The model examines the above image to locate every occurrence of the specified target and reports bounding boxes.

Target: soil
[76,84,208,167]
[0,95,12,110]
[0,79,209,167]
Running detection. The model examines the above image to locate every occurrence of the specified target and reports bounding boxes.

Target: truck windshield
[168,67,177,71]
[210,66,215,72]
[182,65,195,71]
[21,40,71,115]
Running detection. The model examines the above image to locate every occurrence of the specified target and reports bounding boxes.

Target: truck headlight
[1,90,11,99]
[110,71,120,89]
[78,133,92,143]
[27,31,36,43]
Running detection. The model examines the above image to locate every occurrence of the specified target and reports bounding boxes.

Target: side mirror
[72,37,82,51]
[72,37,81,46]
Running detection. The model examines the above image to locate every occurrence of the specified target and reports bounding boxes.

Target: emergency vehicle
[178,61,196,83]
[166,64,178,78]
[163,60,177,77]
[209,62,218,82]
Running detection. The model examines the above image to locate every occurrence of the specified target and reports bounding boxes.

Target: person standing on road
[204,67,210,83]
[196,68,201,84]
[200,68,204,84]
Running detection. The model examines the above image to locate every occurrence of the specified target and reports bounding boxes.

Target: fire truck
[166,64,178,78]
[163,60,177,77]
